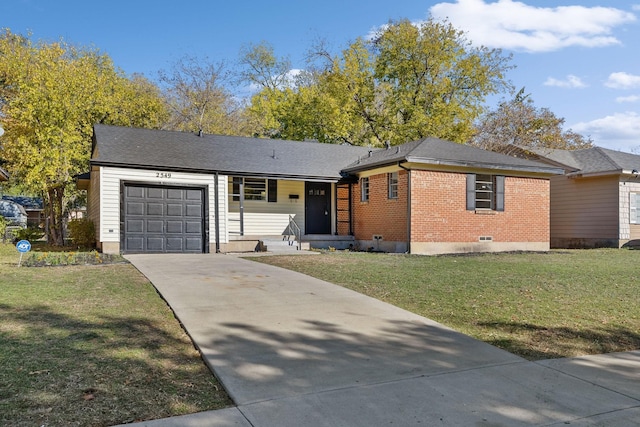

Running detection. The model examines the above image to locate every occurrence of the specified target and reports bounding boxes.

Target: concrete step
[262,238,310,253]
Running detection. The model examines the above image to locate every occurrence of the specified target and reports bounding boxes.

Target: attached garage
[122,183,208,253]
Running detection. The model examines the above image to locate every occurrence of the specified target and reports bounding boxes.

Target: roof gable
[533,146,640,175]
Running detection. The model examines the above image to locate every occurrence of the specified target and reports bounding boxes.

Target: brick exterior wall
[352,171,408,242]
[409,171,549,243]
[351,169,550,250]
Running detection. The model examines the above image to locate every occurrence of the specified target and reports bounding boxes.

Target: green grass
[252,249,640,360]
[0,243,231,427]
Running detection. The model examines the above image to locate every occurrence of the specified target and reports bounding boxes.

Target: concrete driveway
[120,254,640,426]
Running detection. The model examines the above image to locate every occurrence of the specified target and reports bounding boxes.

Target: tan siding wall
[98,167,227,249]
[550,175,619,244]
[227,180,305,236]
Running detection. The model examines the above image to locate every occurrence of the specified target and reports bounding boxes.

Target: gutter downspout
[399,163,411,254]
[214,172,221,253]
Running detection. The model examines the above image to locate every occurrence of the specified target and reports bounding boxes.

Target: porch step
[261,237,310,253]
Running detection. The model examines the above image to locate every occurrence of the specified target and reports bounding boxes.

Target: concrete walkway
[117,254,640,426]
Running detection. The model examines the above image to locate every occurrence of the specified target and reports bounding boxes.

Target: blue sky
[2,0,639,152]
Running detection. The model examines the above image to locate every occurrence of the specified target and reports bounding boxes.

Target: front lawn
[0,243,231,427]
[253,249,640,360]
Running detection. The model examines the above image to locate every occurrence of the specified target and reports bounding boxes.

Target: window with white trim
[388,172,398,199]
[630,193,639,224]
[361,177,369,202]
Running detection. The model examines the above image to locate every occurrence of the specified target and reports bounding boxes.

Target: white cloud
[543,75,587,88]
[605,72,640,89]
[572,111,640,152]
[429,0,636,52]
[617,95,640,103]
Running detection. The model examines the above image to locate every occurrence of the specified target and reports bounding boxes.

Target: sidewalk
[118,254,640,426]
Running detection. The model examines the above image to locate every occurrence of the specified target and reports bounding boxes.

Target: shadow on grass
[477,320,640,360]
[0,303,230,427]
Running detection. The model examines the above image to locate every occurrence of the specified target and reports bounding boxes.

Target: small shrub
[67,218,96,249]
[13,226,45,242]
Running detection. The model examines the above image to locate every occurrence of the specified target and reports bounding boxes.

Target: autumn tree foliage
[472,88,593,154]
[0,29,168,245]
[242,19,513,146]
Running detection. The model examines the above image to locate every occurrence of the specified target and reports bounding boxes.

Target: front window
[230,177,277,202]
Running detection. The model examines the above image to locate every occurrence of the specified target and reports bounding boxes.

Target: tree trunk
[45,186,66,246]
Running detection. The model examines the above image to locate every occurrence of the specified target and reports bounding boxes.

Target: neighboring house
[79,124,562,255]
[527,147,640,248]
[1,196,44,227]
[0,199,27,227]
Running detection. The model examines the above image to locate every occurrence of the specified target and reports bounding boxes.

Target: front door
[305,182,331,234]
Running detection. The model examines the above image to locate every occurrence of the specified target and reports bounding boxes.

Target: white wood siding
[550,175,619,239]
[228,180,306,236]
[98,167,228,246]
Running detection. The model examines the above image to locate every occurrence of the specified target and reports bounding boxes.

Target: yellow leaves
[0,29,168,215]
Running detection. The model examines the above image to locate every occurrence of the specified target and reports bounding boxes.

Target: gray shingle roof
[92,124,371,181]
[91,126,563,180]
[343,137,563,175]
[534,146,640,175]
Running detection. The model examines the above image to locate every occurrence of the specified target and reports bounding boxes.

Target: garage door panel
[123,184,205,254]
[186,189,202,200]
[126,237,144,251]
[166,237,184,251]
[146,237,165,252]
[166,221,183,233]
[186,204,203,217]
[126,219,144,233]
[126,202,144,215]
[126,186,144,198]
[185,238,202,251]
[147,188,164,198]
[186,221,202,233]
[166,189,184,199]
[146,203,164,216]
[166,204,183,216]
[147,220,163,233]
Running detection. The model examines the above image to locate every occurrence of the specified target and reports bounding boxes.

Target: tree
[238,41,292,91]
[0,29,168,245]
[158,55,254,136]
[471,88,593,154]
[243,19,513,146]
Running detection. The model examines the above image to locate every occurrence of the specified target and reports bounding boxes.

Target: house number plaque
[155,172,172,179]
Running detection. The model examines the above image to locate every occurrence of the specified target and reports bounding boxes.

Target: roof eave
[567,169,629,178]
[406,157,564,175]
[90,161,343,182]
